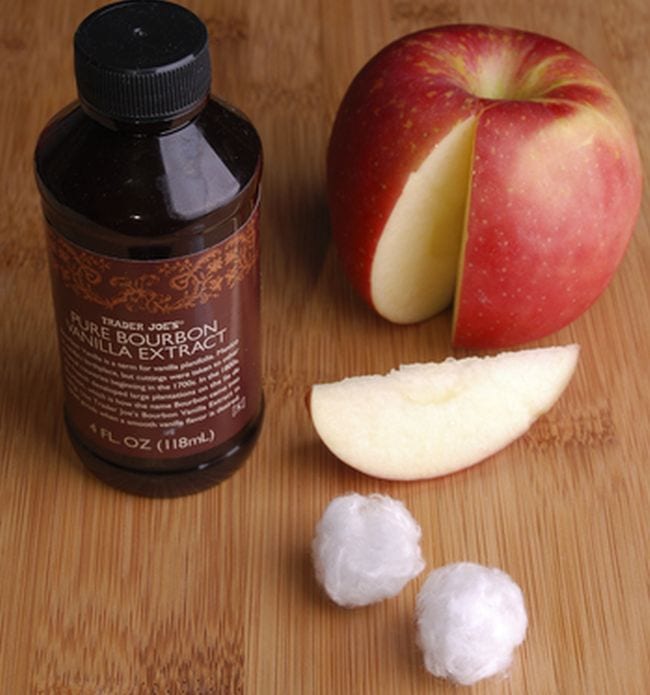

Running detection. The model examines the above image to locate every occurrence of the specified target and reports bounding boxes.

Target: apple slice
[310,344,579,480]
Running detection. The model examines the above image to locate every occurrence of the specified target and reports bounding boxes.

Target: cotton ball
[312,493,425,607]
[416,562,528,686]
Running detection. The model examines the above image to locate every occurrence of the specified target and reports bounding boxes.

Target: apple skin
[455,96,642,347]
[326,25,642,348]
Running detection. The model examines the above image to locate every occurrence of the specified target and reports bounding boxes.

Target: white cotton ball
[416,562,528,686]
[312,493,425,607]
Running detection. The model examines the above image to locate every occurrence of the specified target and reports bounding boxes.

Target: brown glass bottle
[34,1,263,497]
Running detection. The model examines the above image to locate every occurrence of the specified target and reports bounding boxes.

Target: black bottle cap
[74,0,211,122]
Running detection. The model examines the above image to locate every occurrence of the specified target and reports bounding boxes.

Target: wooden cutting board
[0,0,648,692]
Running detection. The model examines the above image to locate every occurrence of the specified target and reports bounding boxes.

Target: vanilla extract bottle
[34,0,263,497]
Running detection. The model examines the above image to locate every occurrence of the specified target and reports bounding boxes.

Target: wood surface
[1,0,648,693]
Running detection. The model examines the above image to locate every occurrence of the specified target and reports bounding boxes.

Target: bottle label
[46,206,261,465]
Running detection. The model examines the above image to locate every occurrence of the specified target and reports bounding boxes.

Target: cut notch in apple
[309,344,580,480]
[370,116,476,323]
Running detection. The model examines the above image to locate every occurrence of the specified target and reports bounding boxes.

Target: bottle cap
[74,0,211,122]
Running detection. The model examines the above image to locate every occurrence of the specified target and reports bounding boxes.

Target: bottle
[34,0,263,497]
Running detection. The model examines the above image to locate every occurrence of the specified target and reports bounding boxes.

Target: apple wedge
[309,344,579,480]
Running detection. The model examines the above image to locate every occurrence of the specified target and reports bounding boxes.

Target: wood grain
[1,0,648,693]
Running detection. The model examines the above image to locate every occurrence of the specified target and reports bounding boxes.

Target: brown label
[47,207,261,464]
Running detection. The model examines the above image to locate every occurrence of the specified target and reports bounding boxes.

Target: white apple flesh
[371,117,476,322]
[309,345,579,480]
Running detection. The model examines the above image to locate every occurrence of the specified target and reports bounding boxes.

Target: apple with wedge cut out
[326,25,642,348]
[309,345,579,480]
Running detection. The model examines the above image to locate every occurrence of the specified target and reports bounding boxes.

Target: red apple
[326,25,642,348]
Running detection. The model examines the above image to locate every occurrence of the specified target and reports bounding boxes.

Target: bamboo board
[0,0,648,692]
